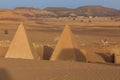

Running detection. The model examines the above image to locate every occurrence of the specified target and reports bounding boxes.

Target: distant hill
[44,6,120,17]
[44,7,74,17]
[0,7,57,20]
[14,7,57,17]
[0,5,120,20]
[44,7,73,17]
[44,7,71,11]
[74,6,120,16]
[0,9,25,21]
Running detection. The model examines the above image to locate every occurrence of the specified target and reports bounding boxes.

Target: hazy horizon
[0,0,120,10]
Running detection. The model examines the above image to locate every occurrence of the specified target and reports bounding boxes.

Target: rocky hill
[0,5,120,20]
[44,6,120,17]
[14,7,57,17]
[74,6,120,16]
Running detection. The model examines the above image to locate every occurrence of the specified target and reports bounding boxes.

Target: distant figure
[101,39,108,45]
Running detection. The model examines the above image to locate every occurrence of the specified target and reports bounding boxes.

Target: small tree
[88,20,92,23]
[4,29,8,34]
[81,20,83,22]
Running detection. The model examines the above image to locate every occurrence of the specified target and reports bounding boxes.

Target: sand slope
[0,58,120,80]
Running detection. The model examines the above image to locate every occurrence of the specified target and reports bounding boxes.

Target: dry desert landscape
[0,6,120,80]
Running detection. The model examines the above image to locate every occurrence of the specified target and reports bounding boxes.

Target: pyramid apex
[19,22,24,26]
[64,25,70,28]
[65,24,69,27]
[63,25,71,31]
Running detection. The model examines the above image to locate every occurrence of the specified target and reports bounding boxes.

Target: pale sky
[0,0,120,9]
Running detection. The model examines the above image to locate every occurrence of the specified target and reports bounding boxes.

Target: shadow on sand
[43,45,54,60]
[0,68,13,80]
[96,52,114,63]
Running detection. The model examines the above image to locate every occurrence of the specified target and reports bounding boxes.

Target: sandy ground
[0,17,120,63]
[0,58,120,80]
[0,17,120,80]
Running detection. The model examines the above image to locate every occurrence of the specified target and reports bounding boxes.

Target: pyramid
[50,25,86,62]
[5,23,39,60]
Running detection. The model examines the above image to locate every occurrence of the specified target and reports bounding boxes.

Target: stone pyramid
[50,25,86,62]
[5,23,39,60]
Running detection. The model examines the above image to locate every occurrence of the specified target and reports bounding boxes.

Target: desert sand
[0,58,120,80]
[0,16,120,80]
[0,17,120,62]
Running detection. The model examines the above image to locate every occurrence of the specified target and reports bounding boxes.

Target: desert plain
[0,6,120,80]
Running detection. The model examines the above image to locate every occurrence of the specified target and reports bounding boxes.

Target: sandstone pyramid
[5,23,39,60]
[50,25,86,62]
